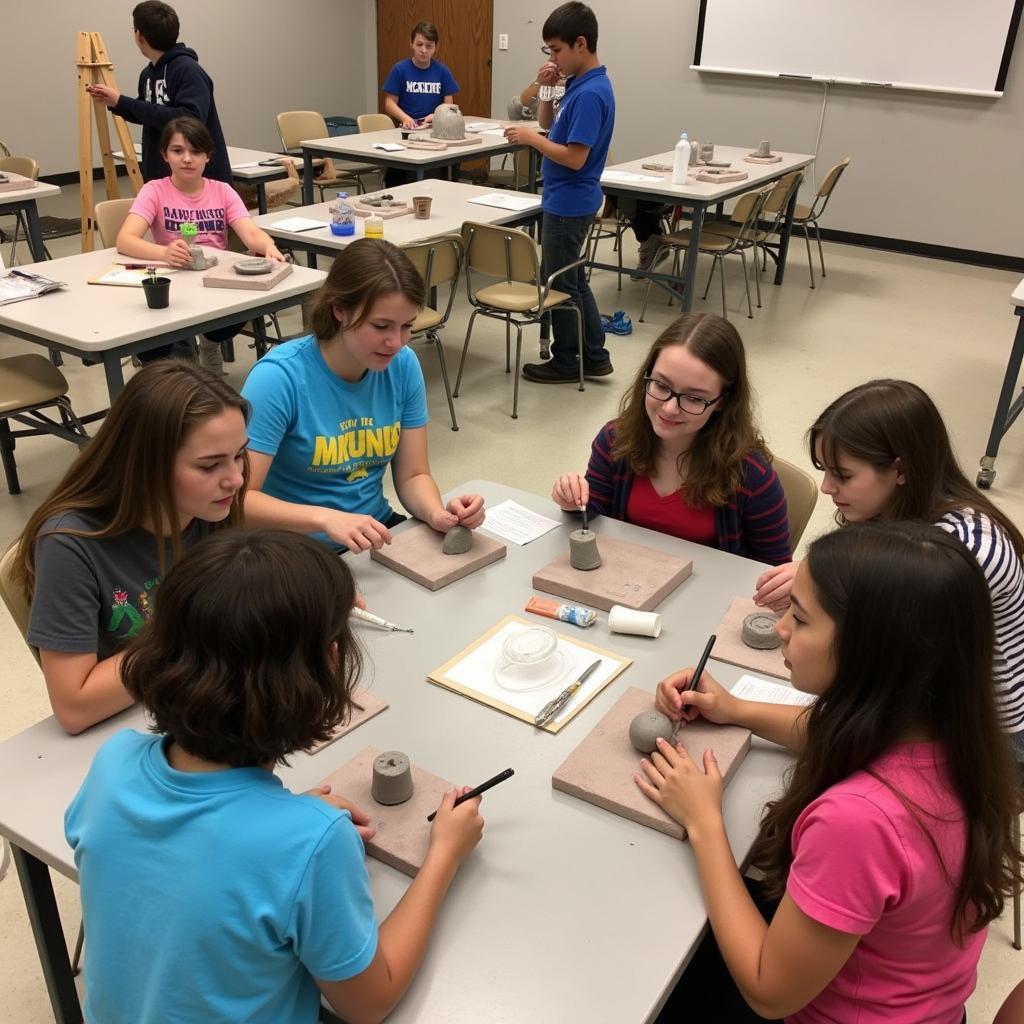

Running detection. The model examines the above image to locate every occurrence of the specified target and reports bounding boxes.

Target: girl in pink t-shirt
[644,522,1021,1024]
[116,116,285,374]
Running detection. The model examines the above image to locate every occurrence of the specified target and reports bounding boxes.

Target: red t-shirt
[625,476,717,544]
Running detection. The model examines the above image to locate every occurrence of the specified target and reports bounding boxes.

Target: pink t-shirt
[129,177,248,249]
[786,743,983,1024]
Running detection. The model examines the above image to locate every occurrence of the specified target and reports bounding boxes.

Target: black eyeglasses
[643,377,727,415]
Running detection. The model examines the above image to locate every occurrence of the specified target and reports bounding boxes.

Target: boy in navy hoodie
[86,1,231,184]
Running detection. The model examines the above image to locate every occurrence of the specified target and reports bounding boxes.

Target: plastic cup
[413,196,432,219]
[141,276,170,309]
[608,605,662,638]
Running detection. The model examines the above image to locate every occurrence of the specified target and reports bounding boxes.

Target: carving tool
[670,634,716,743]
[351,606,414,633]
[427,768,514,821]
[534,658,603,727]
[579,502,589,532]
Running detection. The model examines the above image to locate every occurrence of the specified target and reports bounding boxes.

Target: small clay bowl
[741,612,781,650]
[234,257,274,275]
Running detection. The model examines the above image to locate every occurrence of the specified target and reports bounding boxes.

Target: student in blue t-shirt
[382,20,459,129]
[66,529,486,1024]
[241,239,485,552]
[504,2,615,384]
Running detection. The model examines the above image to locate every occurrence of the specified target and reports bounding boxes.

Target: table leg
[24,201,48,263]
[774,187,799,286]
[415,168,426,181]
[102,353,126,401]
[681,205,705,313]
[11,845,82,1024]
[256,183,268,216]
[527,149,538,193]
[302,150,314,206]
[978,311,1024,488]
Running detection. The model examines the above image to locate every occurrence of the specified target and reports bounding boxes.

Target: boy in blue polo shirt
[383,21,459,129]
[505,2,615,383]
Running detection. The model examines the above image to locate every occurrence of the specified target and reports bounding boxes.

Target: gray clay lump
[741,612,781,650]
[371,750,414,805]
[442,524,473,555]
[569,529,601,571]
[629,710,675,754]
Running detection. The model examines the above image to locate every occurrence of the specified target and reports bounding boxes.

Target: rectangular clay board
[552,686,751,840]
[318,746,454,877]
[532,536,692,612]
[710,596,789,681]
[202,260,294,291]
[370,522,506,591]
[310,686,389,754]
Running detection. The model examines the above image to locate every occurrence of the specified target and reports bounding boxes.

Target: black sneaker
[522,361,581,383]
[583,359,614,378]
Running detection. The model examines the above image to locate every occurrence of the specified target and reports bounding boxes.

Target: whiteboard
[692,0,1024,97]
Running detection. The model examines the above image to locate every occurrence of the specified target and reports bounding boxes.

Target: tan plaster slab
[710,597,790,681]
[309,687,389,754]
[370,522,506,591]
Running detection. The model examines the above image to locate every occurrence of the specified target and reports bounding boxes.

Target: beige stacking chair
[790,157,850,288]
[94,198,135,248]
[357,113,395,134]
[455,221,585,419]
[1,156,49,264]
[276,111,379,198]
[772,456,818,549]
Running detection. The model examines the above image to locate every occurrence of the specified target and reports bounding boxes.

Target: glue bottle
[364,212,384,240]
[672,132,690,185]
[329,192,355,236]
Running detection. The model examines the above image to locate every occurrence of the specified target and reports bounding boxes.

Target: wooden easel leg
[77,31,96,251]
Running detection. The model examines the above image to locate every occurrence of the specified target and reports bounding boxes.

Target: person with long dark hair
[644,522,1022,1022]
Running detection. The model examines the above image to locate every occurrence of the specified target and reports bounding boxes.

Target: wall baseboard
[816,228,1024,273]
[40,166,131,187]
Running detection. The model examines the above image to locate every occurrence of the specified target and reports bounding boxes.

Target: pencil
[671,634,716,742]
[426,767,514,821]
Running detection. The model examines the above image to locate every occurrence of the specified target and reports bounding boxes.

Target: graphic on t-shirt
[144,76,169,105]
[311,417,401,477]
[107,588,145,639]
[161,204,227,236]
[405,81,442,94]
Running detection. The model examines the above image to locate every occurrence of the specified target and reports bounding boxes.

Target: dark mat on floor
[37,216,82,240]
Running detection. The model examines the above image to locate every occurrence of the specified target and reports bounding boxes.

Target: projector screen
[692,0,1024,97]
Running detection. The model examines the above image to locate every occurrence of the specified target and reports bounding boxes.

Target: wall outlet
[498,33,509,50]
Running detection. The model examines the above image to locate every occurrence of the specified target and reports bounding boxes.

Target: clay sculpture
[371,750,414,805]
[185,244,218,271]
[442,524,473,555]
[628,710,675,754]
[568,529,602,571]
[431,103,466,140]
[741,611,781,650]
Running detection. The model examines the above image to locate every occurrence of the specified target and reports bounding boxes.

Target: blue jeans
[541,211,608,368]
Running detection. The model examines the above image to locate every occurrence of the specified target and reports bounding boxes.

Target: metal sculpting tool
[579,503,589,532]
[351,606,414,633]
[671,634,716,743]
[535,658,603,727]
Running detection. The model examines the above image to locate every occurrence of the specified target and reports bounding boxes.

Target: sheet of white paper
[602,170,665,184]
[730,674,816,706]
[443,620,618,724]
[231,161,262,169]
[269,217,327,233]
[467,192,541,212]
[373,143,405,152]
[466,122,501,132]
[479,499,560,545]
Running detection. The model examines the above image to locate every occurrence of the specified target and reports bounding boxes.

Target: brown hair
[133,0,179,51]
[306,238,426,340]
[12,361,249,601]
[750,522,1022,941]
[160,115,214,157]
[411,20,439,43]
[611,312,770,507]
[809,379,1024,557]
[122,530,363,766]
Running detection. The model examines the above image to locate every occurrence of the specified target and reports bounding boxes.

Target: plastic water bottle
[672,132,690,185]
[365,212,384,239]
[329,192,355,236]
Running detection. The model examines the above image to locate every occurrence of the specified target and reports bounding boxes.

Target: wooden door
[376,0,493,119]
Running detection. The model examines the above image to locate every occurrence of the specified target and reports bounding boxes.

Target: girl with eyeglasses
[552,312,791,563]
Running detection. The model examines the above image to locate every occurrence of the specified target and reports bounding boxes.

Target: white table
[0,181,62,263]
[253,179,541,265]
[0,248,325,399]
[299,119,538,205]
[598,145,815,310]
[977,278,1024,488]
[0,481,793,1024]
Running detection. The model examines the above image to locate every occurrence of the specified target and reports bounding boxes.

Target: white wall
[490,0,1024,257]
[1,0,377,175]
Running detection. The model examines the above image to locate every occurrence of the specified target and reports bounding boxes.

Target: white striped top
[937,509,1024,734]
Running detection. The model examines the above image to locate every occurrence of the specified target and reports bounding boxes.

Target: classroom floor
[2,187,1022,1022]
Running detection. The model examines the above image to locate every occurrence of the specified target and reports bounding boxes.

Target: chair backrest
[0,544,39,666]
[773,456,818,549]
[405,236,464,326]
[0,155,40,180]
[729,187,773,248]
[763,170,804,217]
[95,198,135,248]
[809,157,851,220]
[357,113,394,133]
[276,110,328,151]
[460,221,539,284]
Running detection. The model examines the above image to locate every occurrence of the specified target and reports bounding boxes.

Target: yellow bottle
[365,213,384,240]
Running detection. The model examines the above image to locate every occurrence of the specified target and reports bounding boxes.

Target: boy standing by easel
[86,1,231,184]
[505,2,615,383]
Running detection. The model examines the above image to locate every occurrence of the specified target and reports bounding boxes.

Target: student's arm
[382,94,413,128]
[503,124,590,170]
[38,651,133,735]
[110,64,213,129]
[116,211,192,268]
[537,99,556,131]
[655,666,810,754]
[243,451,393,552]
[741,463,792,566]
[317,790,484,1024]
[230,218,285,262]
[754,560,799,611]
[390,427,484,530]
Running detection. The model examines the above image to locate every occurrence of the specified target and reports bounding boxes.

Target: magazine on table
[0,268,67,305]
